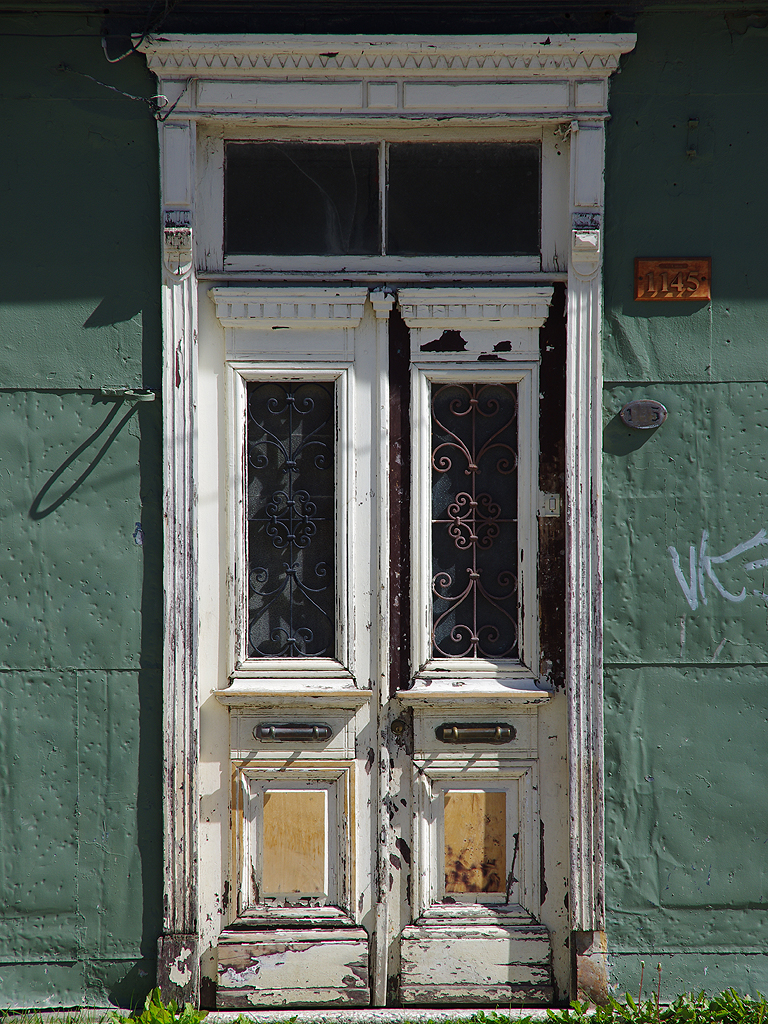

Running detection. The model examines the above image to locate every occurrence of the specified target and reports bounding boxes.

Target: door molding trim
[148,32,636,1004]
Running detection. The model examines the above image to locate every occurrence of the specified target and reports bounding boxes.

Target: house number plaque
[634,258,711,301]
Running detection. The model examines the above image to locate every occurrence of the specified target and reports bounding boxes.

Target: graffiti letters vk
[668,529,768,611]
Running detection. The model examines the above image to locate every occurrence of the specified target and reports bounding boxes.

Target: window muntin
[223,140,541,258]
[246,380,336,659]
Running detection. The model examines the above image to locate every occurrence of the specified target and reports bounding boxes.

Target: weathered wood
[217,927,370,1007]
[159,115,200,1007]
[567,130,609,935]
[217,987,370,1009]
[219,928,369,945]
[401,920,552,1003]
[401,984,555,1006]
[157,934,200,1008]
[403,927,551,946]
[230,906,355,929]
[574,930,609,1005]
[538,281,566,691]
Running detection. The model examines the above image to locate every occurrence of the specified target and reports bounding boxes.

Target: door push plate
[538,492,562,518]
[436,723,517,745]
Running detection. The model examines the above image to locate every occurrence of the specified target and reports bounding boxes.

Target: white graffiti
[668,529,768,611]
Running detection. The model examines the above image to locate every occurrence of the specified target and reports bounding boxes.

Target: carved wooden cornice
[398,287,553,329]
[143,34,636,79]
[210,287,368,328]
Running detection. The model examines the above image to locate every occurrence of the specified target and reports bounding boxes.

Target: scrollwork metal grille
[431,382,519,659]
[246,382,335,658]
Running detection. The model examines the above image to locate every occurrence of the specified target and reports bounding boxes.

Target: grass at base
[2,990,767,1024]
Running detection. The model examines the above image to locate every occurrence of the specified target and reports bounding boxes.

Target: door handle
[253,723,333,742]
[435,723,516,744]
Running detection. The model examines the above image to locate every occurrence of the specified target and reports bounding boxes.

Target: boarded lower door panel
[400,921,553,1006]
[216,927,370,1008]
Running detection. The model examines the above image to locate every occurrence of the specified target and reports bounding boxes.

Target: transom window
[224,141,541,257]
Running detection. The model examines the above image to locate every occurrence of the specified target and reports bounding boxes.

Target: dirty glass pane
[388,142,540,255]
[431,382,519,659]
[444,790,506,894]
[247,381,335,658]
[263,790,326,895]
[225,142,380,255]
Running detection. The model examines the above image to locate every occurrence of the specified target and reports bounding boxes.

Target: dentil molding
[143,35,636,78]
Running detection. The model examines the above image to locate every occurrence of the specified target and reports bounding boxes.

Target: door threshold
[206,1010,553,1023]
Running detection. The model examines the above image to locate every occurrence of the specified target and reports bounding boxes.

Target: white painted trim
[150,34,636,998]
[195,122,567,277]
[238,765,350,912]
[224,362,353,672]
[567,120,608,932]
[143,35,635,81]
[371,291,395,1007]
[412,763,539,919]
[159,118,200,992]
[398,287,552,329]
[216,684,370,708]
[223,255,542,275]
[210,288,369,328]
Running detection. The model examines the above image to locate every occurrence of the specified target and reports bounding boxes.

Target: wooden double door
[206,284,569,1007]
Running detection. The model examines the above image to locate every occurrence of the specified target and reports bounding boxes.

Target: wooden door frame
[143,32,637,1004]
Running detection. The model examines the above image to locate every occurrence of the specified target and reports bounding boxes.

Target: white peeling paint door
[200,286,570,1008]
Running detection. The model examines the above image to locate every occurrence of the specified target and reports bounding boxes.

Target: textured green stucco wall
[0,15,162,1008]
[3,3,768,1010]
[603,10,768,997]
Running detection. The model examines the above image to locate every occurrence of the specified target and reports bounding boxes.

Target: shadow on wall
[603,411,661,456]
[24,392,164,1007]
[0,29,161,390]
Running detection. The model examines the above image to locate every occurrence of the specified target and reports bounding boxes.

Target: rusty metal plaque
[634,257,711,301]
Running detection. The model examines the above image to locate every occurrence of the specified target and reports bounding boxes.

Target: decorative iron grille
[246,382,335,658]
[431,382,519,659]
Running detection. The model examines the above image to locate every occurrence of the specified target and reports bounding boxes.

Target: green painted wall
[0,15,162,1008]
[603,10,768,998]
[3,3,768,1010]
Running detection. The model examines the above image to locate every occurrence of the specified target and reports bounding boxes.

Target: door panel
[209,286,567,1007]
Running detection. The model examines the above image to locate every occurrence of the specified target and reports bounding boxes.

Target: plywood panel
[263,790,326,894]
[444,790,506,894]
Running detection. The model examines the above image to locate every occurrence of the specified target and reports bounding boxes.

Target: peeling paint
[169,946,192,987]
[420,329,466,352]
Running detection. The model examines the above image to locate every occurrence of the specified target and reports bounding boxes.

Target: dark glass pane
[431,382,519,659]
[388,143,540,256]
[226,142,379,255]
[247,382,335,658]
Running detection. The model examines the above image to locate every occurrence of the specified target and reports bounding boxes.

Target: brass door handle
[435,723,516,745]
[253,723,333,742]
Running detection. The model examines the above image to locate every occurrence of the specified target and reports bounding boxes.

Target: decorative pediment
[143,35,635,119]
[210,287,368,329]
[398,287,553,330]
